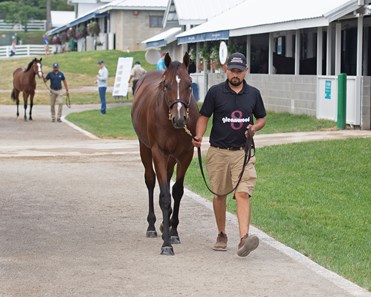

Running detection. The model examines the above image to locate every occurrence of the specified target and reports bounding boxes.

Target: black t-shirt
[200,80,266,148]
[45,71,65,90]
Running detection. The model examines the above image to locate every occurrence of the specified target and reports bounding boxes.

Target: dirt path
[0,104,370,297]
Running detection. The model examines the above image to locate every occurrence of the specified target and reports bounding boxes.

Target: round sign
[219,41,228,64]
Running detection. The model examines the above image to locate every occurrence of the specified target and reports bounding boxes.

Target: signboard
[112,57,133,97]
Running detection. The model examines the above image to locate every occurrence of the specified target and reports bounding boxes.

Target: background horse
[131,52,199,255]
[11,58,43,120]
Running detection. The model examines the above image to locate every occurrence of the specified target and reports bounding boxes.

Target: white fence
[0,44,45,59]
[0,20,46,31]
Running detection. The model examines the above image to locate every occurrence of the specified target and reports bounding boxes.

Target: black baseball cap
[97,60,104,64]
[53,63,59,68]
[227,53,247,71]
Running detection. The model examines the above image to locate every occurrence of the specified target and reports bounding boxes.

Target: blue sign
[325,80,331,99]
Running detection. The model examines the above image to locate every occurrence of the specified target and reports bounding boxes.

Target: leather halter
[162,73,191,121]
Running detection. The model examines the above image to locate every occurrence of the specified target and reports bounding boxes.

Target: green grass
[66,105,136,139]
[66,106,337,138]
[0,50,154,104]
[185,138,371,290]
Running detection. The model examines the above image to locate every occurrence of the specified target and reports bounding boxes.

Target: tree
[0,0,73,30]
[0,0,44,29]
[46,0,51,30]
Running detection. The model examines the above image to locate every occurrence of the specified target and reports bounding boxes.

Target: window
[149,16,162,28]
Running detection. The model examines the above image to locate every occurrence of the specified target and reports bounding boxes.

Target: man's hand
[192,136,202,148]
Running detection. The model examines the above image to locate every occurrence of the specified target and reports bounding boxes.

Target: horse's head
[161,52,193,129]
[32,58,43,78]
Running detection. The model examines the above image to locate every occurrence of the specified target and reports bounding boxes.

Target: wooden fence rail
[0,44,45,59]
[0,19,46,31]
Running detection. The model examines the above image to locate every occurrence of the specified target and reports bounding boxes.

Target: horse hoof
[160,246,174,256]
[171,236,181,244]
[146,231,157,238]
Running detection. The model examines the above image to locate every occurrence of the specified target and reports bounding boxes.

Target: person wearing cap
[129,61,146,96]
[192,52,266,257]
[96,60,109,114]
[43,63,69,122]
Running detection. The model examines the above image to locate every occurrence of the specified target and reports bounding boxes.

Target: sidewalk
[0,104,370,297]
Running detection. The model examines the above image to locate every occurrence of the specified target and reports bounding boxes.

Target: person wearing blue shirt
[44,63,69,122]
[156,52,166,70]
[43,34,50,55]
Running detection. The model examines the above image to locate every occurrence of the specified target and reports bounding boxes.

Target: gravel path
[0,104,370,297]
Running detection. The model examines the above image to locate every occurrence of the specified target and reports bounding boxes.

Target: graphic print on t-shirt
[222,110,251,130]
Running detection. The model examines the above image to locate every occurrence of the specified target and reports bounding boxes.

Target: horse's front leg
[23,93,28,121]
[170,151,193,244]
[29,91,34,120]
[139,142,157,238]
[153,150,174,256]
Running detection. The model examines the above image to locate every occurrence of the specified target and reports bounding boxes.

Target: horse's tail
[11,88,16,101]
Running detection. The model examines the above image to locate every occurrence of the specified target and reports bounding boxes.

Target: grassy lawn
[0,50,154,104]
[65,105,337,138]
[65,105,370,291]
[185,138,371,291]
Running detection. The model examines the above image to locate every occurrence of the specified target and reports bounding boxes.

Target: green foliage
[0,0,44,26]
[0,0,72,27]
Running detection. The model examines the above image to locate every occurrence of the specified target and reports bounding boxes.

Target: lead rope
[42,74,71,108]
[185,125,255,197]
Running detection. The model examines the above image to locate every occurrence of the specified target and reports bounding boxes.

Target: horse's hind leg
[13,89,20,118]
[139,142,157,238]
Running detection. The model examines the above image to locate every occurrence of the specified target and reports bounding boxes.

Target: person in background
[156,52,166,70]
[43,34,50,55]
[43,63,69,122]
[188,59,199,102]
[192,52,266,257]
[9,38,16,57]
[96,60,109,114]
[129,61,146,96]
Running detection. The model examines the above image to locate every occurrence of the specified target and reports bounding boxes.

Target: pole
[337,73,347,130]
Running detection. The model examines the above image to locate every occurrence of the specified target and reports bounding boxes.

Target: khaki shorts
[206,146,257,197]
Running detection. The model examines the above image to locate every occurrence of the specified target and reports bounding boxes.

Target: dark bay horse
[11,58,43,120]
[131,52,199,255]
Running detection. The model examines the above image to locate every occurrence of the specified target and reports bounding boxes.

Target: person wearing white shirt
[96,60,109,114]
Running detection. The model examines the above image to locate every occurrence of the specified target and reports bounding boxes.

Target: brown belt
[211,145,245,151]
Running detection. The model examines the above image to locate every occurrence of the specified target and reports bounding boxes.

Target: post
[337,73,347,130]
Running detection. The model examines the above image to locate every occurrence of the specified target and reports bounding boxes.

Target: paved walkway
[0,104,370,297]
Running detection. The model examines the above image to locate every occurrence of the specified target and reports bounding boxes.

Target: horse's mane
[24,59,35,72]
